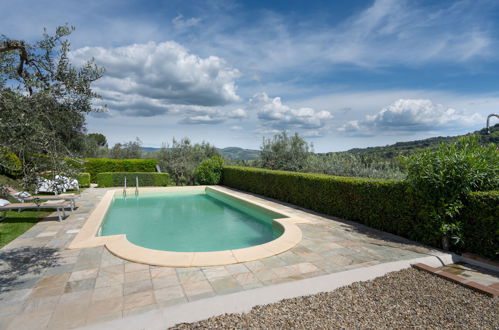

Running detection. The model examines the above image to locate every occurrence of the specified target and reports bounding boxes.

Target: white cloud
[71,41,240,117]
[179,115,224,125]
[230,125,243,131]
[339,98,482,134]
[172,15,201,30]
[249,92,333,130]
[227,108,248,119]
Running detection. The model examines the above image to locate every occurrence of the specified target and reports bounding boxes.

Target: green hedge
[461,191,499,259]
[222,166,498,258]
[77,172,91,188]
[84,158,158,182]
[96,172,171,187]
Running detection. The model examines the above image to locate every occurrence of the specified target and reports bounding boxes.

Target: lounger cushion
[0,199,10,206]
[43,199,66,205]
[15,191,32,198]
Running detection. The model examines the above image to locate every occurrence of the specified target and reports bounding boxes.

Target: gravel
[172,268,498,329]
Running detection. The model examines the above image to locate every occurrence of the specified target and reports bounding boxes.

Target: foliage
[84,158,157,182]
[219,147,260,161]
[0,148,22,177]
[109,138,143,159]
[154,138,219,185]
[305,152,406,179]
[87,133,107,147]
[96,172,171,187]
[195,156,224,185]
[460,191,499,259]
[342,123,499,160]
[259,132,312,171]
[77,172,91,188]
[0,210,53,248]
[222,166,499,257]
[80,133,109,158]
[0,174,20,192]
[0,25,104,189]
[403,136,498,249]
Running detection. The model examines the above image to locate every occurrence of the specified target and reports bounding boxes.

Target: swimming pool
[70,186,303,267]
[99,188,285,252]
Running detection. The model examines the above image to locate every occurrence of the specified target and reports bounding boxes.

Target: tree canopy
[0,25,104,188]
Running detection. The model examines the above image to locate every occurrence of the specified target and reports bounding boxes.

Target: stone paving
[439,263,499,288]
[0,186,443,329]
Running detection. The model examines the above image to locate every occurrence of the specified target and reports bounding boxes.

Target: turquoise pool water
[99,189,285,252]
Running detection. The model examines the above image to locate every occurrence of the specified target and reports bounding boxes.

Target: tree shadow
[0,247,60,293]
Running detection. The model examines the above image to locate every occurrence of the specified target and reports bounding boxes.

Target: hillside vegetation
[335,124,499,159]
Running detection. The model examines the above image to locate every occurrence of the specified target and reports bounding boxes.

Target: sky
[2,0,499,152]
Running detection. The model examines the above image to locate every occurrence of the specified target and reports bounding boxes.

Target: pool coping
[68,185,304,267]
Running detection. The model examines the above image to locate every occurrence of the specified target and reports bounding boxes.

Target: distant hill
[218,147,260,161]
[141,146,260,161]
[334,123,499,159]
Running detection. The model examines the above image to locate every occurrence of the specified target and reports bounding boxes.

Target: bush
[222,166,498,258]
[0,148,22,177]
[96,172,171,187]
[461,191,499,259]
[222,166,428,242]
[404,136,498,249]
[78,172,91,188]
[195,156,224,185]
[84,158,158,182]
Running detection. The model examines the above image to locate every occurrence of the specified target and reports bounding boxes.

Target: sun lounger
[0,199,71,222]
[3,186,80,211]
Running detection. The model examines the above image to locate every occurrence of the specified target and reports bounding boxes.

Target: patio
[0,186,446,329]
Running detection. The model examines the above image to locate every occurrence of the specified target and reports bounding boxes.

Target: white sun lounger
[0,200,71,222]
[4,186,80,211]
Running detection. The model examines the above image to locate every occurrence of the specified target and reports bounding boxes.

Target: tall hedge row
[96,172,171,187]
[461,191,499,259]
[84,158,158,182]
[222,166,498,259]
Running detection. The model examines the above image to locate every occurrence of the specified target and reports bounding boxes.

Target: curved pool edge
[68,186,304,267]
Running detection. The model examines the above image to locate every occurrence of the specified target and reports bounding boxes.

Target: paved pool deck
[0,186,449,329]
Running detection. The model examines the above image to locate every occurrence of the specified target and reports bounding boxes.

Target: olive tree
[155,138,219,185]
[259,132,312,171]
[0,25,104,189]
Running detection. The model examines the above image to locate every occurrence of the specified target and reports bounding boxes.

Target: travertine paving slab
[0,186,446,329]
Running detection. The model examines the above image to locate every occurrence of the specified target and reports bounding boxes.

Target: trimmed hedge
[96,172,171,187]
[77,172,91,188]
[461,191,499,259]
[84,158,158,182]
[222,166,498,258]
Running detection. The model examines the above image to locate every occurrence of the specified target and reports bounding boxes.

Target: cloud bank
[339,99,482,135]
[249,92,333,130]
[71,41,240,119]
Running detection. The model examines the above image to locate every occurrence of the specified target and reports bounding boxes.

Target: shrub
[0,148,22,177]
[222,166,429,243]
[96,172,171,187]
[84,158,158,182]
[404,136,498,249]
[78,172,91,188]
[154,138,219,185]
[195,156,224,185]
[259,132,311,171]
[222,166,498,257]
[461,191,499,259]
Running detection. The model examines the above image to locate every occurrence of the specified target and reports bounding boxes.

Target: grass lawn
[0,209,53,248]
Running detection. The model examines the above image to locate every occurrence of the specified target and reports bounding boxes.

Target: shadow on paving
[0,247,60,293]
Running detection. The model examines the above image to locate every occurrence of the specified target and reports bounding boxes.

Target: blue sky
[2,0,499,151]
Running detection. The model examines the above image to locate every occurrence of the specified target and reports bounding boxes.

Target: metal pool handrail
[123,177,127,197]
[135,176,139,196]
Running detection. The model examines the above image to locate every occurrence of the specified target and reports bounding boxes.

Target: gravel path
[172,268,498,329]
